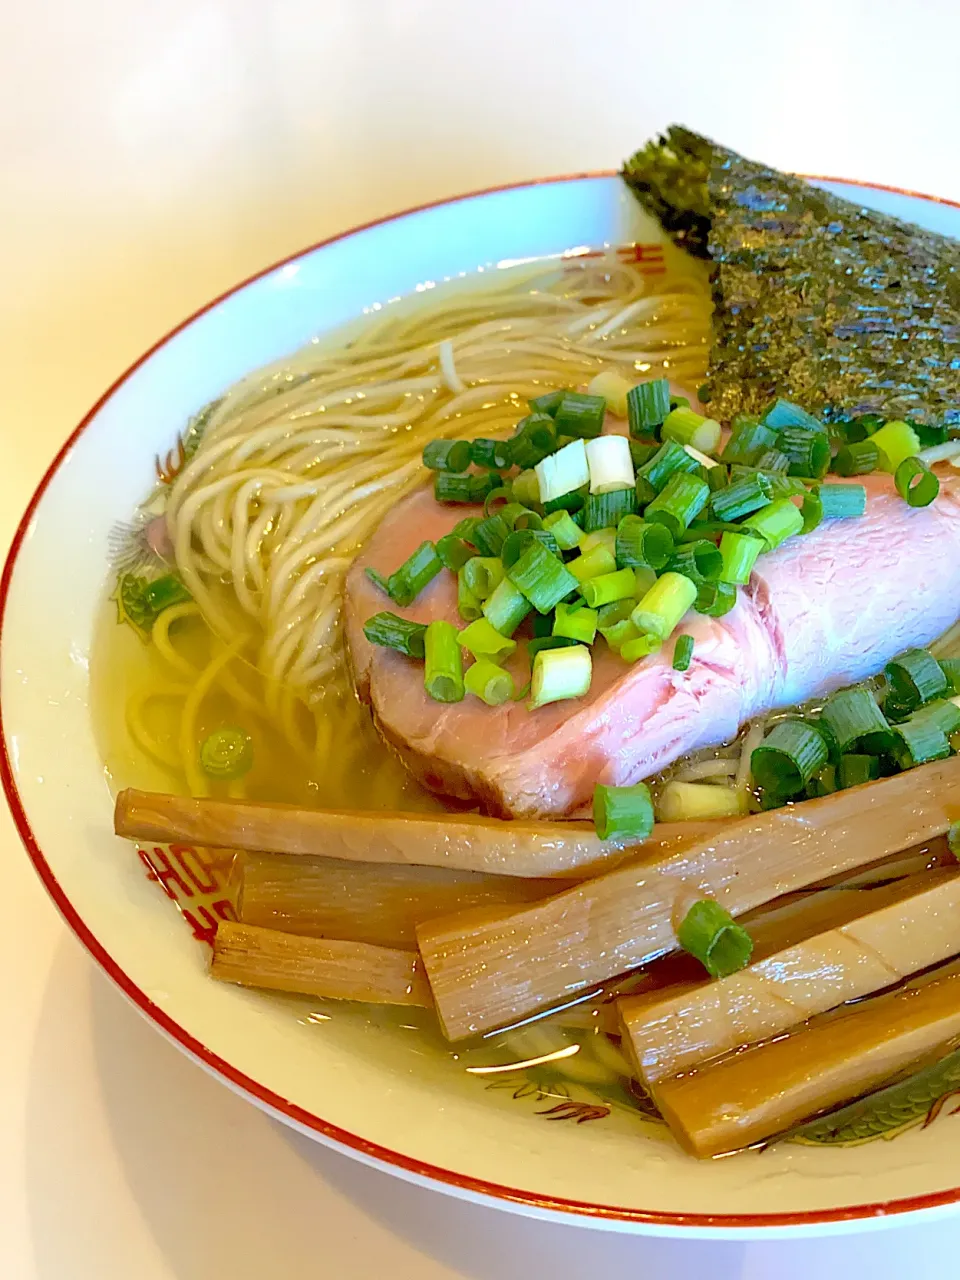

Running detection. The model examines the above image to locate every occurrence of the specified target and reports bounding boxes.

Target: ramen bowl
[4,173,960,1238]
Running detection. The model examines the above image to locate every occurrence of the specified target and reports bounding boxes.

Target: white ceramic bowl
[4,173,960,1239]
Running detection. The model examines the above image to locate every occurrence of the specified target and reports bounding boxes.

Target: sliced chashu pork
[345,469,960,817]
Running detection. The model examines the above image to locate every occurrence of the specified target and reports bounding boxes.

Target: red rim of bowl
[3,170,960,1233]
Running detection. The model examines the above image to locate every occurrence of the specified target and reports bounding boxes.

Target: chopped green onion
[939,658,960,696]
[895,456,939,507]
[578,528,617,557]
[677,900,753,980]
[528,635,579,659]
[659,781,746,821]
[892,715,951,768]
[582,487,638,532]
[452,516,481,542]
[754,448,791,474]
[886,648,947,710]
[585,435,636,494]
[535,438,589,504]
[568,544,618,584]
[838,753,881,789]
[644,471,710,538]
[532,610,555,638]
[620,633,663,662]
[872,420,921,474]
[742,497,804,551]
[818,483,868,519]
[366,540,442,606]
[615,516,674,570]
[706,461,731,492]
[553,602,598,645]
[512,469,541,507]
[507,541,578,614]
[481,578,531,636]
[363,612,428,658]
[661,406,722,454]
[778,427,831,478]
[435,534,474,572]
[200,726,254,780]
[423,439,472,471]
[626,378,671,437]
[833,440,879,476]
[434,472,497,504]
[637,439,703,496]
[498,503,542,531]
[911,698,960,737]
[471,515,510,557]
[482,486,514,517]
[424,620,464,703]
[806,764,838,798]
[529,644,592,709]
[528,390,565,416]
[819,685,892,754]
[543,509,583,550]
[761,398,825,433]
[721,416,779,466]
[580,568,637,609]
[673,634,694,671]
[553,392,606,440]
[601,618,640,650]
[593,781,654,842]
[463,557,504,600]
[710,472,773,522]
[751,719,830,795]
[695,580,738,617]
[542,486,588,516]
[458,617,516,661]
[587,370,635,418]
[596,598,635,633]
[464,658,514,706]
[511,413,558,468]
[718,530,763,585]
[799,489,823,535]
[470,437,514,470]
[629,440,660,468]
[500,528,560,570]
[141,574,192,616]
[667,540,722,584]
[457,568,482,621]
[630,571,698,642]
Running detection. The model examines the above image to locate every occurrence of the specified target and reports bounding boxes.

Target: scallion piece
[529,643,592,709]
[471,514,510,557]
[892,715,951,768]
[553,392,606,439]
[528,635,578,659]
[661,407,722,454]
[710,472,773,522]
[706,459,731,490]
[833,439,879,477]
[673,634,694,671]
[677,900,753,980]
[838,753,880,790]
[424,620,464,703]
[587,370,634,418]
[578,528,617,557]
[200,727,254,780]
[751,719,830,795]
[512,470,541,507]
[601,619,640,650]
[507,541,578,614]
[593,781,654,842]
[543,509,583,550]
[535,438,590,504]
[470,437,514,470]
[423,439,472,472]
[362,612,428,659]
[637,439,703,495]
[819,685,892,754]
[500,528,560,570]
[434,472,496,504]
[695,580,737,617]
[799,489,823,535]
[620,633,662,662]
[778,427,831,479]
[911,698,960,737]
[615,516,673,571]
[754,447,791,474]
[463,556,505,601]
[435,533,474,572]
[667,540,722,584]
[457,568,482,621]
[580,568,637,609]
[464,658,514,706]
[481,578,531,637]
[366,540,442,606]
[458,617,516,661]
[452,516,481,542]
[818,482,868,519]
[542,486,588,516]
[483,486,514,517]
[498,503,542,531]
[761,398,825,433]
[568,544,618,584]
[721,416,779,467]
[528,389,565,416]
[872,420,921,474]
[630,571,698,642]
[805,765,837,799]
[582,486,638,532]
[895,456,939,507]
[718,530,763,585]
[511,413,558,468]
[886,648,947,710]
[626,378,671,437]
[742,497,804,551]
[596,598,634,633]
[141,574,192,615]
[940,657,960,696]
[644,471,710,538]
[629,440,660,468]
[585,434,636,495]
[553,601,598,645]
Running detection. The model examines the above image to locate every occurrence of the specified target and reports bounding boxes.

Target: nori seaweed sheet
[623,127,960,427]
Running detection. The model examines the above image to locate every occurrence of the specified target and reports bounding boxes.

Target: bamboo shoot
[416,756,960,1040]
[211,921,431,1005]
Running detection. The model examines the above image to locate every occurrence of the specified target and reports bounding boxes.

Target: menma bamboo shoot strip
[416,757,960,1040]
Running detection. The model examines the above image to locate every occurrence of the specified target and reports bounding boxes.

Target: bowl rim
[4,168,960,1232]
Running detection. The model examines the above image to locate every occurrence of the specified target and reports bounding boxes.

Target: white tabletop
[3,3,960,1276]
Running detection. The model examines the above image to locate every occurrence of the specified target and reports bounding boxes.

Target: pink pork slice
[345,469,960,818]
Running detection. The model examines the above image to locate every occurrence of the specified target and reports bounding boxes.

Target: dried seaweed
[623,127,960,426]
